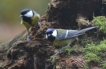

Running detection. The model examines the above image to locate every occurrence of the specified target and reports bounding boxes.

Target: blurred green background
[0,0,50,43]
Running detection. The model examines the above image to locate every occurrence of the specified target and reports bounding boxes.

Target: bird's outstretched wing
[57,26,97,40]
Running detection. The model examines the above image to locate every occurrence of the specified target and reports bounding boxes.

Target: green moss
[64,46,75,55]
[92,16,106,33]
[102,61,106,69]
[83,40,106,68]
[85,52,101,63]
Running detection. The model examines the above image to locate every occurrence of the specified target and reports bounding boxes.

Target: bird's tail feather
[75,26,98,36]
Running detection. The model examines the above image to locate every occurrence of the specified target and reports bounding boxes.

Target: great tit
[46,26,97,57]
[20,8,40,41]
[46,26,97,46]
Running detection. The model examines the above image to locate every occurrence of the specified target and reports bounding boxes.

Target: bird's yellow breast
[22,15,39,31]
[53,38,75,46]
[23,21,31,31]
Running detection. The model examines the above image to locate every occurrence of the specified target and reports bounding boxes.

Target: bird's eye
[47,34,51,37]
[46,31,52,34]
[49,31,53,34]
[20,15,23,17]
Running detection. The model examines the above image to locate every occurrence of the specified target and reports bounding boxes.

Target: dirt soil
[0,0,106,69]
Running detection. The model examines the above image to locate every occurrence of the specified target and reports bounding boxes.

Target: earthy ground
[0,0,106,69]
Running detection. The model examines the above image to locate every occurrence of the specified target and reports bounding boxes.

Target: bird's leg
[53,43,71,57]
[27,31,30,41]
[37,22,41,28]
[51,40,76,62]
[53,39,76,57]
[76,37,79,41]
[54,45,68,56]
[51,45,69,62]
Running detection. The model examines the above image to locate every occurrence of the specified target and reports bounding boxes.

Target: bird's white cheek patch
[24,10,33,17]
[46,35,48,39]
[52,30,57,37]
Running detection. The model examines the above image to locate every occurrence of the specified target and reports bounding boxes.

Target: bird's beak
[46,35,48,39]
[20,20,23,24]
[20,15,22,17]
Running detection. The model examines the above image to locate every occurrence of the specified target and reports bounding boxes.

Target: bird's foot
[54,44,70,57]
[27,35,30,41]
[38,22,41,27]
[50,44,70,62]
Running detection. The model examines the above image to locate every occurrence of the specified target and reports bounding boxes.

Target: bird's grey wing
[57,30,79,40]
[70,26,98,38]
[57,26,97,40]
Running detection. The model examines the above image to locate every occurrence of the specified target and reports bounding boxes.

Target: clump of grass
[92,16,106,34]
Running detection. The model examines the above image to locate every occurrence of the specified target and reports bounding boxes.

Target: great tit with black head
[46,26,97,46]
[20,8,40,41]
[46,26,98,57]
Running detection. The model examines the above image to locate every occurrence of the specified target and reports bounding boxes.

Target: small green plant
[92,16,106,33]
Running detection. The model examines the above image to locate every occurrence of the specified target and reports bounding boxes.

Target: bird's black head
[46,28,58,42]
[20,8,34,23]
[20,9,31,16]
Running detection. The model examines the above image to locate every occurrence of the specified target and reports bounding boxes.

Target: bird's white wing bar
[57,26,97,40]
[65,30,79,39]
[65,30,68,38]
[65,26,97,39]
[57,30,76,40]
